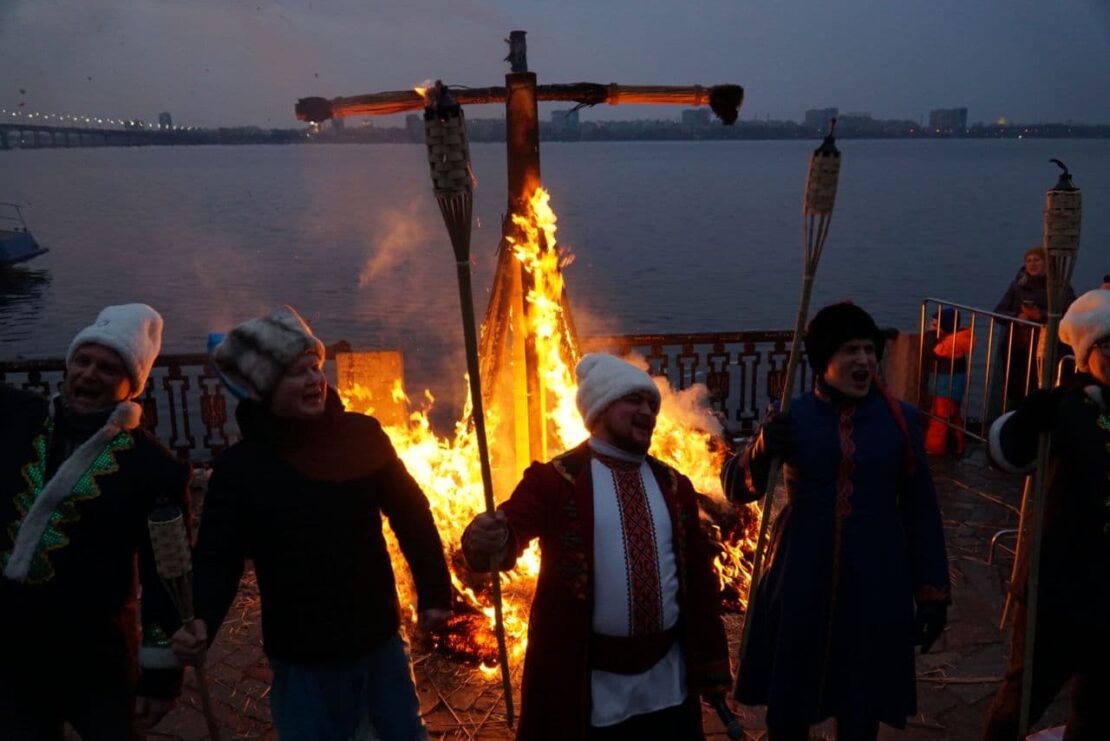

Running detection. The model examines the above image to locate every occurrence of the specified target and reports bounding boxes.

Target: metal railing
[916,299,1045,443]
[3,331,812,463]
[581,330,810,438]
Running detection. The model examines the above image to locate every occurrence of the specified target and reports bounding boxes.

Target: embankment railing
[2,331,812,464]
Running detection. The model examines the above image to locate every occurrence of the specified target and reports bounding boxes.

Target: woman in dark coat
[721,303,951,740]
[994,247,1077,412]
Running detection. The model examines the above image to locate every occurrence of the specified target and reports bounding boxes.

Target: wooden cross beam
[296,81,744,125]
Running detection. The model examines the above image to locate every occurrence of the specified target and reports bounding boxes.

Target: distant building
[804,107,838,131]
[550,109,580,129]
[405,114,423,142]
[332,117,345,131]
[838,111,873,132]
[157,112,173,130]
[681,108,710,128]
[928,107,968,132]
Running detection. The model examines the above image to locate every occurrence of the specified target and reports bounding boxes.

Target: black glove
[759,412,797,459]
[1018,386,1067,432]
[914,603,947,653]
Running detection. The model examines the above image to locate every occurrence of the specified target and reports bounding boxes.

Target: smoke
[620,353,724,438]
[357,199,433,286]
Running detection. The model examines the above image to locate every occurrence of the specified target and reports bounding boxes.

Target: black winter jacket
[193,391,452,663]
[988,374,1110,628]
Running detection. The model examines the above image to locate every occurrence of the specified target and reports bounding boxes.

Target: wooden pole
[738,124,841,668]
[424,84,515,727]
[1017,161,1081,737]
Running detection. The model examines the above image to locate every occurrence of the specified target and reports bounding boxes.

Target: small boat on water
[0,203,49,267]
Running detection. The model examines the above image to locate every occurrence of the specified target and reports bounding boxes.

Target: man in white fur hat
[0,304,191,738]
[983,289,1110,739]
[462,353,730,740]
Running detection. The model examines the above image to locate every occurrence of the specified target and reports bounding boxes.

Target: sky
[2,0,1110,129]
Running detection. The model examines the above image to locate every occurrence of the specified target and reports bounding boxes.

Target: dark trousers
[589,695,701,740]
[982,602,1110,740]
[0,659,138,741]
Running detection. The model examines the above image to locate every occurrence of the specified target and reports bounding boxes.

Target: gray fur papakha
[212,305,325,401]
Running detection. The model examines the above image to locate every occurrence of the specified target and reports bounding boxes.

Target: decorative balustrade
[2,332,810,463]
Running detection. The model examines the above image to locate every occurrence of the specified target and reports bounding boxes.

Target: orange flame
[340,186,756,670]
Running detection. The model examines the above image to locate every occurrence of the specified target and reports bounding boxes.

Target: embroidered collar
[588,437,645,465]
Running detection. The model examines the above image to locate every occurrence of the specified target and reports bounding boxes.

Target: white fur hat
[574,353,661,429]
[1059,289,1110,372]
[66,303,163,397]
[212,305,325,401]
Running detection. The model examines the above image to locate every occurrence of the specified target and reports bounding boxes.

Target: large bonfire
[340,187,756,674]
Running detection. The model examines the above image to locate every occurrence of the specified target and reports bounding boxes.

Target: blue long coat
[722,386,950,728]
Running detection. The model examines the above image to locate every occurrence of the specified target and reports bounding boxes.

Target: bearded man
[463,353,730,740]
[0,304,190,739]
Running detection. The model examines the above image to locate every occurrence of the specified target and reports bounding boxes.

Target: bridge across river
[0,122,210,150]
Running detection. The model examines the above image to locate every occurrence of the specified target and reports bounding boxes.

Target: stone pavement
[146,445,1072,740]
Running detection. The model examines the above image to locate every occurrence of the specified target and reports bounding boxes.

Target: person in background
[1100,274,1110,290]
[993,247,1076,413]
[722,302,950,741]
[982,289,1110,739]
[0,304,190,739]
[172,305,451,741]
[462,353,730,740]
[925,306,974,455]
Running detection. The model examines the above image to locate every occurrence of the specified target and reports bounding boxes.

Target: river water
[2,139,1108,402]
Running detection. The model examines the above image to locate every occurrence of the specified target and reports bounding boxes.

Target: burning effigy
[299,32,757,689]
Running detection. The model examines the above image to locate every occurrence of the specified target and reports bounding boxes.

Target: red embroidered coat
[464,441,731,740]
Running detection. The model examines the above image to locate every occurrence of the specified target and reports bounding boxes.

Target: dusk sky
[3,0,1110,129]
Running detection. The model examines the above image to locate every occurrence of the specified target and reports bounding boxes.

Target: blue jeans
[270,633,427,741]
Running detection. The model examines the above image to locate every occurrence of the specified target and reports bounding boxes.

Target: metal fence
[916,298,1057,443]
[2,331,812,463]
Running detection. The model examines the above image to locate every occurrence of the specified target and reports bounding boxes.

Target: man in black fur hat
[722,302,950,740]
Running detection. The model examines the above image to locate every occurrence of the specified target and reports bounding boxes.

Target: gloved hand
[1018,386,1067,432]
[914,603,947,653]
[758,412,797,459]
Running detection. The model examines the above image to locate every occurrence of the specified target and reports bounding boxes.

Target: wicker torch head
[148,506,192,581]
[804,119,841,216]
[424,81,474,263]
[1043,159,1081,310]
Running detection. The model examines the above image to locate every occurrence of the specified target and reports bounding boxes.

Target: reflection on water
[0,140,1108,408]
[0,267,51,357]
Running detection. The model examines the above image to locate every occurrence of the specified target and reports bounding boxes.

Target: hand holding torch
[423,80,515,727]
[740,120,841,661]
[147,503,221,740]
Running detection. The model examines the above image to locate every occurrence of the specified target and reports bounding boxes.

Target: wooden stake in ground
[423,80,515,728]
[739,120,842,662]
[147,504,221,741]
[1017,160,1081,737]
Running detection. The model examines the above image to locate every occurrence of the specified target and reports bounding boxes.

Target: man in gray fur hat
[0,303,191,738]
[173,305,451,741]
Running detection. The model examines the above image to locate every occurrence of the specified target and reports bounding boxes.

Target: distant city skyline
[3,1,1110,129]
